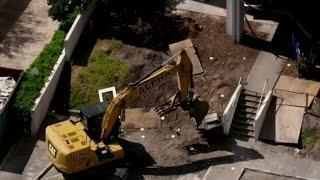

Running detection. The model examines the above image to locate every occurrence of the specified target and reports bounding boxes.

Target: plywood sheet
[122,108,159,129]
[275,105,305,143]
[169,39,204,75]
[274,75,320,107]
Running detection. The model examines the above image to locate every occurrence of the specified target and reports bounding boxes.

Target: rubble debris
[141,135,145,139]
[209,56,214,60]
[171,134,176,138]
[287,63,292,67]
[0,77,16,111]
[220,94,225,98]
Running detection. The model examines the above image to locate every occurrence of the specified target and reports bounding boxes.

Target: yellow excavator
[45,50,198,175]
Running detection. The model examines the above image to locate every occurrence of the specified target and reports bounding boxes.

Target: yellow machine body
[46,120,124,173]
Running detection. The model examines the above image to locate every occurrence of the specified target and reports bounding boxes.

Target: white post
[226,0,244,43]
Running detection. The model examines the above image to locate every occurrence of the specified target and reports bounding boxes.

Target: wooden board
[169,39,204,75]
[274,75,320,107]
[121,108,159,129]
[275,105,305,144]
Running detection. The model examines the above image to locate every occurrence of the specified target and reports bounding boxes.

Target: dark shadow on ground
[91,0,201,52]
[50,61,72,114]
[0,0,46,58]
[0,0,31,41]
[140,129,263,176]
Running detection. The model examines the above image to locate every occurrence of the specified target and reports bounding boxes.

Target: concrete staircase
[230,89,264,138]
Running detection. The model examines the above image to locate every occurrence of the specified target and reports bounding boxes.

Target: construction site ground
[1,6,320,180]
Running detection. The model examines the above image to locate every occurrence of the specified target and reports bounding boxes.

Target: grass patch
[70,46,129,109]
[104,41,123,52]
[302,128,320,149]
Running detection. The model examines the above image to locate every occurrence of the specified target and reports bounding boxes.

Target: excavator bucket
[169,39,204,75]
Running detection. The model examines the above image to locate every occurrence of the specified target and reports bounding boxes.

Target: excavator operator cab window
[80,101,109,141]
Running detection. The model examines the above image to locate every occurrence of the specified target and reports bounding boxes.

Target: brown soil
[101,12,259,170]
[73,11,261,177]
[281,59,299,78]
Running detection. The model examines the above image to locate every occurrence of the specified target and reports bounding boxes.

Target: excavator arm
[100,50,193,140]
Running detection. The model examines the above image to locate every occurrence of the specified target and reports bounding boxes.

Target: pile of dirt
[104,12,260,169]
[70,11,261,176]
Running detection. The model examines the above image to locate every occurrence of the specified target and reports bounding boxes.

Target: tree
[47,0,92,21]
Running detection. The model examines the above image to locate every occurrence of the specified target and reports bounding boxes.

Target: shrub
[13,30,66,125]
[12,8,79,134]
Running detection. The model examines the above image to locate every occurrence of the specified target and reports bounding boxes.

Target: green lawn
[301,128,320,149]
[70,42,129,109]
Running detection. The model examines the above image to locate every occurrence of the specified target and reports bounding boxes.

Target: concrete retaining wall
[64,1,96,61]
[222,84,243,134]
[29,1,96,135]
[254,90,272,140]
[31,51,66,135]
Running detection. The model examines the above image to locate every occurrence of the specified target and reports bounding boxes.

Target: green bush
[70,49,129,109]
[13,30,66,125]
[12,10,79,134]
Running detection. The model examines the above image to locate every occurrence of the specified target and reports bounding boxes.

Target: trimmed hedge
[13,30,65,122]
[12,11,79,133]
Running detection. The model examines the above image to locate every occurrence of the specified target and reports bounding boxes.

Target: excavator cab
[80,101,121,142]
[80,102,108,141]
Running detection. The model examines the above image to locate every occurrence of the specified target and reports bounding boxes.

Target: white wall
[64,1,96,61]
[254,90,272,140]
[31,51,66,135]
[222,84,243,134]
[29,1,96,135]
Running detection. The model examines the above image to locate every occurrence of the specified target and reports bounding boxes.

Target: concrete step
[230,128,254,138]
[236,108,257,115]
[239,95,261,103]
[238,101,259,109]
[242,90,261,98]
[233,118,254,126]
[237,105,258,113]
[231,122,254,131]
[236,113,256,120]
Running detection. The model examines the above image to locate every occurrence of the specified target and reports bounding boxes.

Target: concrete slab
[275,105,304,144]
[175,0,227,17]
[274,76,320,107]
[122,108,160,129]
[169,39,204,75]
[0,171,22,180]
[245,51,283,93]
[0,0,59,70]
[262,76,320,143]
[203,166,244,180]
[240,168,302,180]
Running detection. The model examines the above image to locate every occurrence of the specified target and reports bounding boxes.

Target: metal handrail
[257,78,269,111]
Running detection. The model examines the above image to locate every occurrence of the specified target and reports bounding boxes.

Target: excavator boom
[45,49,195,174]
[100,50,193,139]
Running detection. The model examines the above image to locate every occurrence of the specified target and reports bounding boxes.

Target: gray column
[226,0,244,43]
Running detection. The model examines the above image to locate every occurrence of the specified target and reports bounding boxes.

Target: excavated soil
[89,12,261,175]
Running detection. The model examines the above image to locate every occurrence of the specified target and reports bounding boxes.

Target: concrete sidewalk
[203,139,320,180]
[245,51,283,93]
[0,0,58,70]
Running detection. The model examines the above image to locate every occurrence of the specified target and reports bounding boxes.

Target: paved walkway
[0,0,58,70]
[245,51,283,93]
[203,139,320,180]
